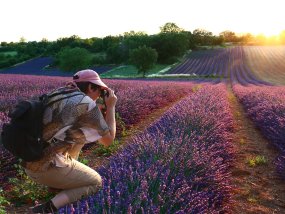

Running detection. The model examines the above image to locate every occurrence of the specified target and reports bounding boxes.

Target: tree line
[1,23,285,74]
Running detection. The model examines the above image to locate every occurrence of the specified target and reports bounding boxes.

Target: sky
[0,0,284,42]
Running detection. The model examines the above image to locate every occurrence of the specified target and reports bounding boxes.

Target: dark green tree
[106,43,126,64]
[238,33,253,44]
[129,46,158,77]
[160,22,184,33]
[90,37,104,52]
[193,28,213,45]
[211,35,224,45]
[56,47,92,72]
[102,36,121,50]
[150,32,189,63]
[219,30,237,42]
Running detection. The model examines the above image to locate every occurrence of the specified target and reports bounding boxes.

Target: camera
[100,89,109,98]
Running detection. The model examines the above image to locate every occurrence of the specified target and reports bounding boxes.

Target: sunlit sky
[0,0,284,42]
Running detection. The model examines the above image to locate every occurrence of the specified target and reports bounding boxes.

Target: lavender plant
[233,85,285,179]
[60,84,234,213]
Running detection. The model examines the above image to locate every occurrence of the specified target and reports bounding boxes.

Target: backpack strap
[46,92,83,107]
[39,88,80,102]
[47,88,80,99]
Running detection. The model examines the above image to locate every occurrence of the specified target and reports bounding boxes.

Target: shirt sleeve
[66,100,110,144]
[79,105,110,143]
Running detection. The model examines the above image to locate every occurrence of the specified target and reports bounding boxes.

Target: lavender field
[0,57,113,76]
[1,46,285,213]
[0,74,194,186]
[58,84,234,213]
[167,46,285,86]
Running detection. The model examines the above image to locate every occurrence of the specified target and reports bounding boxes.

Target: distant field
[0,57,114,76]
[1,46,285,85]
[167,46,285,85]
[100,64,171,78]
[244,46,285,85]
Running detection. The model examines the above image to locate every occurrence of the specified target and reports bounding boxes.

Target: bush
[56,47,93,72]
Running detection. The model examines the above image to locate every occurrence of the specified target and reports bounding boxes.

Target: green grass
[146,73,222,79]
[93,140,121,157]
[100,64,172,78]
[100,63,221,80]
[5,164,53,206]
[0,188,10,214]
[247,155,267,167]
[1,51,18,57]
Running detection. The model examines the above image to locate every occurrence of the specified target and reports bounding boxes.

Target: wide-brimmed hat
[73,69,108,89]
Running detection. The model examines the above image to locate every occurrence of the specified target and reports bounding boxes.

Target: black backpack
[1,88,82,162]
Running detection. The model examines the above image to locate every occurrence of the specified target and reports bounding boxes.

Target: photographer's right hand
[105,88,117,108]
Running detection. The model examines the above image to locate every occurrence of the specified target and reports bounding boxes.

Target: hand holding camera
[100,88,117,118]
[100,88,117,108]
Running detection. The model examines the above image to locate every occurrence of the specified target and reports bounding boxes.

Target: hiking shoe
[31,200,57,213]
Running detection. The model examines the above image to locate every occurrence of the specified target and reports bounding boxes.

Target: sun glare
[257,29,281,38]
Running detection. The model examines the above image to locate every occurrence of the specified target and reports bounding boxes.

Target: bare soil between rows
[228,86,285,214]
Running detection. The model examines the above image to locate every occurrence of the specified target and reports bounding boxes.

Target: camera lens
[100,90,109,97]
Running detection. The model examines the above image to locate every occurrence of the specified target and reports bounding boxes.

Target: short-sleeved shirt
[43,84,109,145]
[23,84,109,171]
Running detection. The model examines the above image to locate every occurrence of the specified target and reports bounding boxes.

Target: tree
[219,31,237,42]
[129,46,158,77]
[56,47,92,72]
[238,33,253,44]
[123,31,147,37]
[192,29,213,45]
[151,32,189,63]
[90,37,104,52]
[211,35,224,45]
[0,42,8,47]
[19,37,26,43]
[160,22,184,33]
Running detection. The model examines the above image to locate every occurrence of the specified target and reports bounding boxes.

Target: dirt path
[228,86,285,214]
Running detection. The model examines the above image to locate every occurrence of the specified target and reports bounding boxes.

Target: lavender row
[167,47,275,86]
[244,46,285,85]
[115,82,194,129]
[0,74,194,135]
[0,74,194,186]
[59,84,234,213]
[229,47,271,86]
[233,85,285,179]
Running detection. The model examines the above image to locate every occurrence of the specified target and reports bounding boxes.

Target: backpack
[1,88,82,162]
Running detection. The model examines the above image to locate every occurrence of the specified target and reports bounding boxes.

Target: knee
[97,175,103,189]
[88,182,102,196]
[90,174,103,192]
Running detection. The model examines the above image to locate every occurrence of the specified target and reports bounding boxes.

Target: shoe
[31,200,58,213]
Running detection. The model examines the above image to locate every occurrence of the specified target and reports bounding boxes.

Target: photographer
[23,69,117,213]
